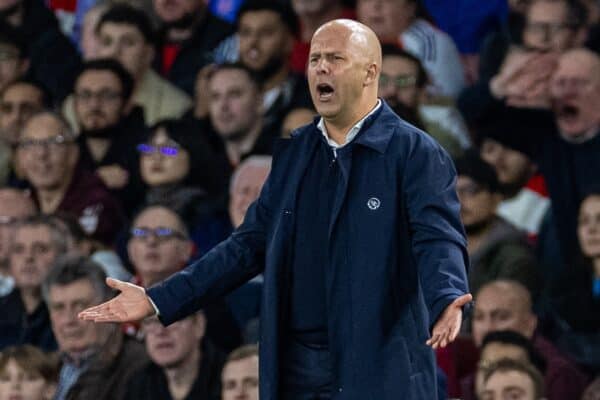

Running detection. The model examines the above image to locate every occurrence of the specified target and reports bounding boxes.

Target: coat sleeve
[146,174,273,326]
[401,132,470,329]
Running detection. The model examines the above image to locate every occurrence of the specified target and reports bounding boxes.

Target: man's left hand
[426,293,472,349]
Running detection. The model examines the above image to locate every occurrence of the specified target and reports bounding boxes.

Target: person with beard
[72,59,147,213]
[153,0,234,96]
[378,44,465,158]
[455,150,540,298]
[235,0,312,136]
[0,0,81,102]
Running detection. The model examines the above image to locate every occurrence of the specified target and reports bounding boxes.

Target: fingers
[454,293,473,307]
[106,277,128,291]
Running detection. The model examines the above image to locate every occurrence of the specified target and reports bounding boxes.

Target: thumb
[454,293,473,307]
[106,277,128,291]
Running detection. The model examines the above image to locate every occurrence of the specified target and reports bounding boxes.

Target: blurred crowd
[0,0,598,399]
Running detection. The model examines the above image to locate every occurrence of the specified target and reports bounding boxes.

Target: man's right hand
[78,278,155,323]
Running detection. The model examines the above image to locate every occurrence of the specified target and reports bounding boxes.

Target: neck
[300,4,343,42]
[225,123,262,166]
[593,258,600,279]
[37,174,73,214]
[165,347,200,400]
[86,138,112,162]
[20,287,41,314]
[324,98,378,145]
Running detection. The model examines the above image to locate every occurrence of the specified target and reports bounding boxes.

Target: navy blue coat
[148,102,469,399]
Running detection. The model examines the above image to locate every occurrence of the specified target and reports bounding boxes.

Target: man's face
[480,139,534,195]
[48,279,111,356]
[9,224,58,290]
[456,176,499,231]
[307,24,371,125]
[74,70,124,132]
[0,43,25,92]
[480,370,537,400]
[208,69,261,140]
[0,189,34,267]
[523,0,575,52]
[97,23,152,80]
[0,359,52,400]
[551,50,600,140]
[357,0,415,41]
[578,195,600,259]
[143,314,205,368]
[229,164,270,228]
[238,10,292,74]
[17,115,78,191]
[0,82,44,143]
[153,0,199,25]
[139,128,191,187]
[476,343,530,396]
[127,207,191,286]
[472,286,536,347]
[379,54,420,109]
[221,355,259,400]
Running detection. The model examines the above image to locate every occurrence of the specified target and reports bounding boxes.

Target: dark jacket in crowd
[123,340,226,400]
[9,0,81,102]
[66,336,149,400]
[147,102,470,400]
[0,288,56,352]
[156,12,233,96]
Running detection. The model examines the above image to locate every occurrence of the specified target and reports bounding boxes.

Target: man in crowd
[0,216,67,351]
[0,24,28,94]
[16,111,123,246]
[0,79,47,145]
[221,344,259,400]
[229,156,272,229]
[472,279,589,400]
[480,358,546,400]
[44,255,148,400]
[0,187,35,296]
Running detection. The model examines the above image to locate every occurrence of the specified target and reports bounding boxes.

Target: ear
[524,313,538,338]
[364,63,379,87]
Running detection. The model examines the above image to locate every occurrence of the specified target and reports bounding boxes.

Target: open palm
[426,293,472,349]
[78,278,155,323]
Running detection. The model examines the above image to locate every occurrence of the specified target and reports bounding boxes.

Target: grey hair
[229,155,272,194]
[14,215,71,256]
[20,109,76,140]
[42,254,114,303]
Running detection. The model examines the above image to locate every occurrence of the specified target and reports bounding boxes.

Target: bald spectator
[124,311,225,400]
[471,280,589,400]
[229,156,272,229]
[357,0,466,98]
[221,344,259,400]
[0,216,68,352]
[153,0,233,96]
[0,188,35,296]
[16,111,124,246]
[480,358,545,400]
[44,255,148,400]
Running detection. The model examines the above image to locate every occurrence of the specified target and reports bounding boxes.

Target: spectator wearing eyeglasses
[15,111,124,247]
[0,187,35,297]
[454,151,540,297]
[70,59,147,213]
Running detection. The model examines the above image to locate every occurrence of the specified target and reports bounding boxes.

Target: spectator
[0,216,67,351]
[480,358,545,400]
[207,63,273,166]
[0,188,35,296]
[153,0,234,95]
[471,279,589,400]
[44,255,148,400]
[477,107,550,239]
[229,156,271,229]
[0,0,81,102]
[0,23,28,93]
[0,79,47,145]
[455,151,539,296]
[124,311,225,400]
[221,344,259,400]
[281,107,316,138]
[290,0,356,74]
[79,2,109,60]
[95,4,191,125]
[357,0,466,98]
[0,344,59,400]
[378,44,465,156]
[471,330,546,398]
[16,111,124,246]
[68,59,146,211]
[584,376,600,400]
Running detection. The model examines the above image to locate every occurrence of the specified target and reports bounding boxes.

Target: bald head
[308,19,381,134]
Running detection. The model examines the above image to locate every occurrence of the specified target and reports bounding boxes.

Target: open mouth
[557,103,580,121]
[317,83,335,100]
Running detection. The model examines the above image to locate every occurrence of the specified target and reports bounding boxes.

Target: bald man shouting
[80,20,471,399]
